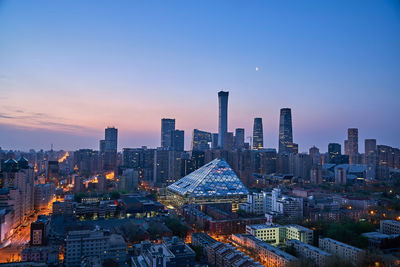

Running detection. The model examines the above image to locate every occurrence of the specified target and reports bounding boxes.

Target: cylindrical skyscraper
[253,118,264,149]
[278,108,293,154]
[218,91,229,148]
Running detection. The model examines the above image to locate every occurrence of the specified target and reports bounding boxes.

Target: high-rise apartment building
[161,118,176,149]
[364,139,377,180]
[218,91,229,148]
[103,127,118,170]
[191,129,212,151]
[234,128,245,150]
[253,118,264,150]
[344,128,359,164]
[278,108,294,154]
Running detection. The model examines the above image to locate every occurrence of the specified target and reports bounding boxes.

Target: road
[0,197,56,263]
[0,216,34,263]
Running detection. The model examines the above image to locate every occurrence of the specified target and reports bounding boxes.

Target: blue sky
[0,0,399,152]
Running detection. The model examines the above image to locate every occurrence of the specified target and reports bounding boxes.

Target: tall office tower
[191,129,212,151]
[278,108,293,154]
[211,133,219,149]
[218,91,229,148]
[172,130,184,152]
[365,139,377,155]
[328,143,341,164]
[223,132,234,151]
[103,127,118,170]
[161,118,176,149]
[364,139,377,180]
[344,128,359,164]
[252,118,264,150]
[309,146,321,166]
[234,128,245,150]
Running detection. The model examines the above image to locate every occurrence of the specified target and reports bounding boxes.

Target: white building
[318,237,365,266]
[246,224,313,245]
[239,188,303,221]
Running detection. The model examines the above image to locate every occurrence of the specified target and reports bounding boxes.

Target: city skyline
[1,1,399,151]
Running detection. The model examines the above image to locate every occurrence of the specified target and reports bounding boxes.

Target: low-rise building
[231,234,299,267]
[21,246,59,265]
[318,237,365,266]
[206,242,263,267]
[245,224,313,245]
[380,220,400,235]
[132,237,196,267]
[286,239,333,267]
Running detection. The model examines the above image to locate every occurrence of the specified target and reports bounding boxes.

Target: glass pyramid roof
[167,158,249,197]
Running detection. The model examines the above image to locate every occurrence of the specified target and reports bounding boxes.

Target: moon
[255,67,259,71]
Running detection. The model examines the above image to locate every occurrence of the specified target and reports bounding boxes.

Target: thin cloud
[0,108,95,134]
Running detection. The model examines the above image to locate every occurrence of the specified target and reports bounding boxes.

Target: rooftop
[286,239,331,256]
[319,237,363,252]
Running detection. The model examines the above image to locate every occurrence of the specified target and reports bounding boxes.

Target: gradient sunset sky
[0,0,399,152]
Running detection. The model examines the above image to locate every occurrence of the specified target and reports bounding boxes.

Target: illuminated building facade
[167,158,248,207]
[231,234,299,267]
[253,118,264,149]
[245,224,313,245]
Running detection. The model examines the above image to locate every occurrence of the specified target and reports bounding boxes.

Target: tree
[165,216,189,238]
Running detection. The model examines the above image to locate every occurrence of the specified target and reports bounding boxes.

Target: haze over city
[1,0,400,151]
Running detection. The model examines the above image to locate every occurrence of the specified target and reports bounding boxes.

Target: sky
[0,0,399,152]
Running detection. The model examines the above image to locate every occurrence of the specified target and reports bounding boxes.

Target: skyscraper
[218,91,229,149]
[191,129,212,151]
[234,128,245,150]
[344,128,359,164]
[161,118,176,149]
[365,139,377,155]
[253,118,264,150]
[364,139,377,180]
[105,127,118,151]
[103,127,118,170]
[328,143,341,164]
[172,130,184,152]
[211,133,219,149]
[278,108,293,154]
